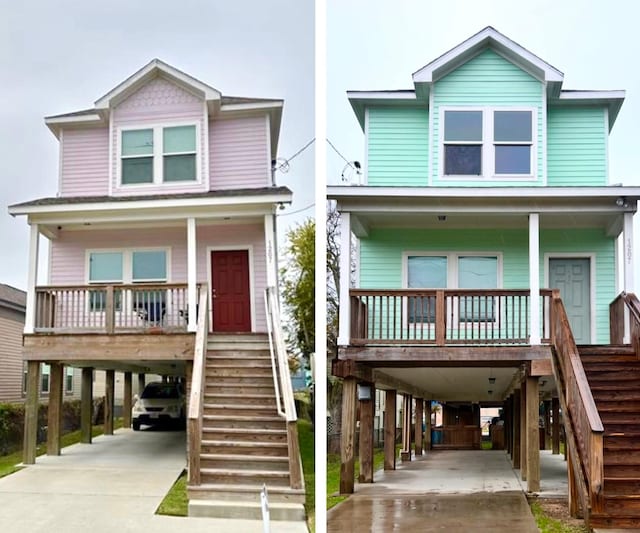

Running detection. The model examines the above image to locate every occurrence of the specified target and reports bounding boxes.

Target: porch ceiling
[376,366,557,402]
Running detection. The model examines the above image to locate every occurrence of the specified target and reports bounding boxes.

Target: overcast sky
[0,0,314,290]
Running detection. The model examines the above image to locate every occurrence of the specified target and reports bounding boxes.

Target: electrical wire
[275,138,315,171]
[326,138,357,169]
[277,203,315,217]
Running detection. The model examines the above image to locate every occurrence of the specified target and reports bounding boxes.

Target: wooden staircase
[579,344,640,529]
[187,334,305,520]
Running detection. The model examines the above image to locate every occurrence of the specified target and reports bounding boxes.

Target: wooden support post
[543,399,551,451]
[384,390,397,470]
[47,363,63,456]
[520,379,527,480]
[425,400,432,452]
[513,389,521,469]
[81,367,93,443]
[137,373,146,396]
[185,361,193,461]
[415,398,423,456]
[526,376,540,492]
[340,378,357,494]
[104,369,115,435]
[401,394,413,461]
[568,451,579,517]
[505,397,512,456]
[123,372,132,428]
[552,396,560,455]
[358,383,375,483]
[23,361,40,464]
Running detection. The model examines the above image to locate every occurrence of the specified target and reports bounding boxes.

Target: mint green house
[329,28,640,528]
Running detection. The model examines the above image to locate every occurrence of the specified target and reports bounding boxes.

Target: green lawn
[530,501,588,533]
[0,420,124,479]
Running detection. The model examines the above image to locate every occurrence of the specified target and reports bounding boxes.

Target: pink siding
[111,76,207,196]
[49,223,267,331]
[0,310,25,403]
[209,116,270,189]
[60,127,110,197]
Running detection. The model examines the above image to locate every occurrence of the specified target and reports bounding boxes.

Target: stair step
[579,345,636,356]
[590,380,640,391]
[206,359,272,367]
[602,494,640,515]
[201,439,288,456]
[207,384,276,395]
[200,453,289,471]
[200,468,290,487]
[606,464,640,478]
[605,435,640,450]
[206,367,273,378]
[586,372,640,382]
[188,499,305,521]
[605,477,640,495]
[204,393,277,406]
[206,375,274,385]
[202,414,285,430]
[188,483,305,504]
[203,404,279,417]
[202,427,287,443]
[593,390,640,401]
[594,400,640,412]
[600,412,640,425]
[605,450,640,464]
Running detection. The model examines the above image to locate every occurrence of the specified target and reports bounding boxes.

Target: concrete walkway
[0,428,308,533]
[328,450,543,532]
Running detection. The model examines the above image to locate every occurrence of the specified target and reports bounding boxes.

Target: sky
[0,0,314,290]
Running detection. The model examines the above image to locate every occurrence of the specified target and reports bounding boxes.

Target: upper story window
[120,124,198,186]
[442,108,534,179]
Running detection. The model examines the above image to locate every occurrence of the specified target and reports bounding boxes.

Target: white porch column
[623,212,634,294]
[264,214,277,288]
[623,213,634,343]
[24,223,40,334]
[337,212,351,346]
[529,213,541,345]
[187,217,197,333]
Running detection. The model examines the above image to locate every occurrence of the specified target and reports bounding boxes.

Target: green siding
[367,106,429,186]
[359,227,615,343]
[547,106,607,186]
[431,49,544,186]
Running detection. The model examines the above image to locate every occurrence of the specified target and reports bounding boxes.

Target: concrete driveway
[0,428,307,533]
[328,450,540,532]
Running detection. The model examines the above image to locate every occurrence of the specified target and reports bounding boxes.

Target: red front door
[211,250,251,332]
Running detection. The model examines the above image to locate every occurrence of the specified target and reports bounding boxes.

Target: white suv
[132,381,186,431]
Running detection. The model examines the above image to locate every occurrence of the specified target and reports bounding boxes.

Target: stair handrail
[187,287,209,486]
[610,291,640,356]
[264,286,304,490]
[550,290,604,520]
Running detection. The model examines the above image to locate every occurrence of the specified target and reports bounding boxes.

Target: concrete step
[188,499,305,522]
[201,439,288,457]
[188,483,305,504]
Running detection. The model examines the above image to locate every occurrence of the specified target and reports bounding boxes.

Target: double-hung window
[88,251,124,311]
[120,124,198,185]
[443,108,534,178]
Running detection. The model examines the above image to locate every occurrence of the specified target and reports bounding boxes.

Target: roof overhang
[9,188,292,238]
[347,91,418,130]
[552,90,626,131]
[328,186,640,238]
[412,26,564,100]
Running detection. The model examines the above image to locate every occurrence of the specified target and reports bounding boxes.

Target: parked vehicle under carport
[132,381,186,430]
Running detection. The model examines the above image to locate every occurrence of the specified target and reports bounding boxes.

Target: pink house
[9,60,304,520]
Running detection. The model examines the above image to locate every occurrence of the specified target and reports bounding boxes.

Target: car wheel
[132,420,141,431]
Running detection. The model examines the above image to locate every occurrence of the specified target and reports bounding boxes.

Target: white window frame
[85,247,172,314]
[402,251,503,327]
[65,367,74,394]
[440,106,537,181]
[117,121,201,188]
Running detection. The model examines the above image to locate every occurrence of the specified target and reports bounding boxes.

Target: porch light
[438,215,447,221]
[488,377,496,385]
[357,383,372,401]
[488,390,493,395]
[616,197,629,208]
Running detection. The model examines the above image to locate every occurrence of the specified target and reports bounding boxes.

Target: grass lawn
[0,420,124,480]
[530,500,588,533]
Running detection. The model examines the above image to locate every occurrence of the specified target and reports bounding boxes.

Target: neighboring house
[8,59,304,521]
[329,27,640,528]
[0,284,81,403]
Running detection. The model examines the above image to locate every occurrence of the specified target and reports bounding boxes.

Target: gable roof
[44,60,284,153]
[412,26,564,99]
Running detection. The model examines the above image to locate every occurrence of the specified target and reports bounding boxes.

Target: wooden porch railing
[350,288,553,345]
[610,291,640,356]
[187,289,210,486]
[34,283,198,333]
[550,289,604,522]
[265,286,304,490]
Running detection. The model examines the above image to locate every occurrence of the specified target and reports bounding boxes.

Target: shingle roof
[10,186,292,209]
[0,284,26,312]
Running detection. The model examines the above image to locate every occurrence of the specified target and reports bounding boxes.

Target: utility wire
[326,138,357,169]
[275,138,315,172]
[277,202,315,217]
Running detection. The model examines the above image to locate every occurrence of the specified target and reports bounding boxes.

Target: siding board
[60,127,110,197]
